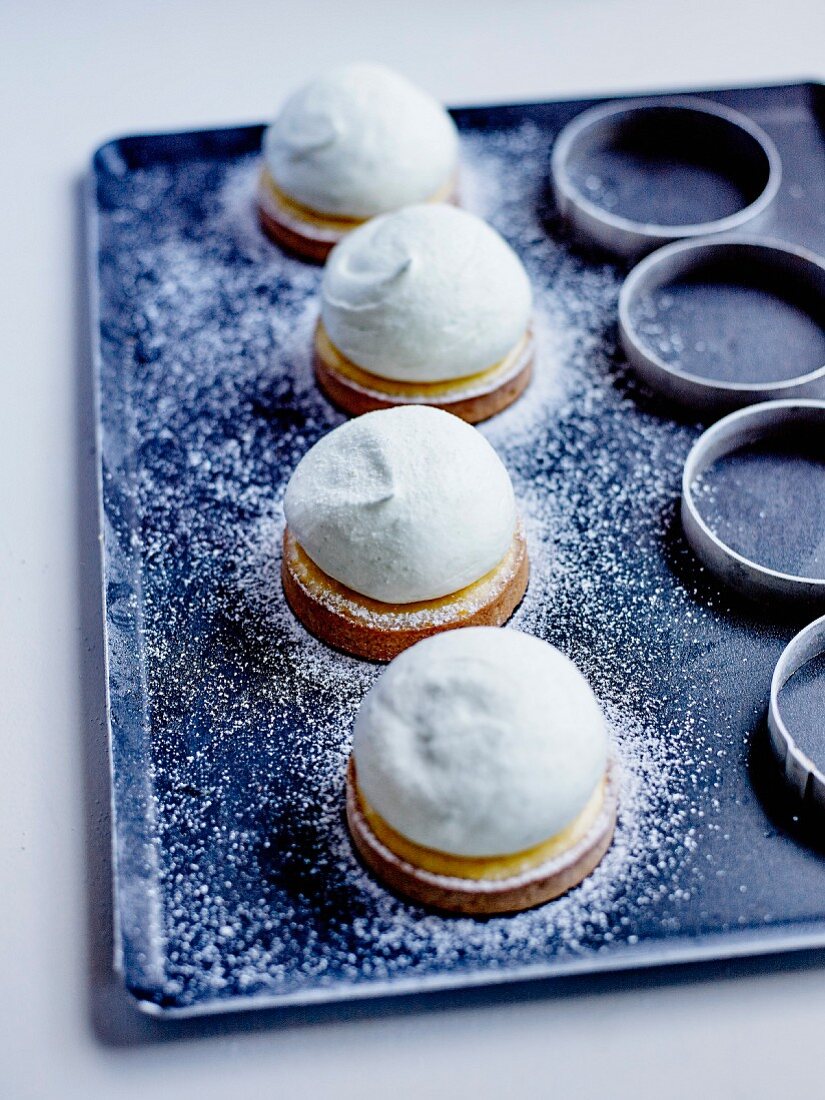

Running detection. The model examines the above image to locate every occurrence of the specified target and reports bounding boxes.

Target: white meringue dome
[263,63,458,219]
[321,204,533,383]
[283,406,517,604]
[353,628,609,858]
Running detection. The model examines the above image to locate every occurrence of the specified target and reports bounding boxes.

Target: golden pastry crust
[281,524,529,662]
[313,321,534,423]
[257,169,458,263]
[346,757,619,915]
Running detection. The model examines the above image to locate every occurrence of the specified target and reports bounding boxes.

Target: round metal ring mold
[768,614,825,815]
[681,399,825,605]
[619,236,825,413]
[550,97,781,260]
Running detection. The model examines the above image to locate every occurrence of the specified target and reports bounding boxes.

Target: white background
[2,1,825,1097]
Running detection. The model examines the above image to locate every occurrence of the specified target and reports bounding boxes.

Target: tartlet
[281,406,529,660]
[346,627,618,914]
[315,204,534,423]
[258,63,459,262]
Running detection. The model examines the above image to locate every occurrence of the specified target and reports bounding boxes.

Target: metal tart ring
[681,399,825,605]
[551,97,781,260]
[768,614,825,814]
[619,237,825,412]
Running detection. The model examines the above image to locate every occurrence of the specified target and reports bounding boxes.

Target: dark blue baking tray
[88,81,825,1017]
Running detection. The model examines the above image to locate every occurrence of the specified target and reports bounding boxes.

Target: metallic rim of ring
[768,614,825,813]
[618,236,825,411]
[550,96,782,259]
[680,399,825,603]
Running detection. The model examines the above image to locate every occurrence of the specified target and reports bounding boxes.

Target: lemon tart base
[346,757,619,915]
[281,524,529,662]
[257,169,458,263]
[313,321,534,424]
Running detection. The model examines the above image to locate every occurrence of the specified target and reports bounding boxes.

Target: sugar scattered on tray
[97,120,753,1009]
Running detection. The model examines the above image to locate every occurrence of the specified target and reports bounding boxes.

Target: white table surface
[2,1,824,1096]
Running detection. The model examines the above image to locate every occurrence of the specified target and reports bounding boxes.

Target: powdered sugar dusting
[94,113,784,1013]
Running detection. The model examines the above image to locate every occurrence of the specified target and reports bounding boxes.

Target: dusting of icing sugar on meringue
[321,204,533,383]
[282,406,517,604]
[263,63,458,219]
[353,627,609,858]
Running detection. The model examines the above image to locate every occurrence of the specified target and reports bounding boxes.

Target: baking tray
[88,81,825,1017]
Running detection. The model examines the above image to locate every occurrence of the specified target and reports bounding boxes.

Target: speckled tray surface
[89,82,825,1017]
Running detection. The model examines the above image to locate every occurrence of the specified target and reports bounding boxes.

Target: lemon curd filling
[284,527,523,624]
[356,775,607,881]
[261,169,456,233]
[315,321,531,400]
